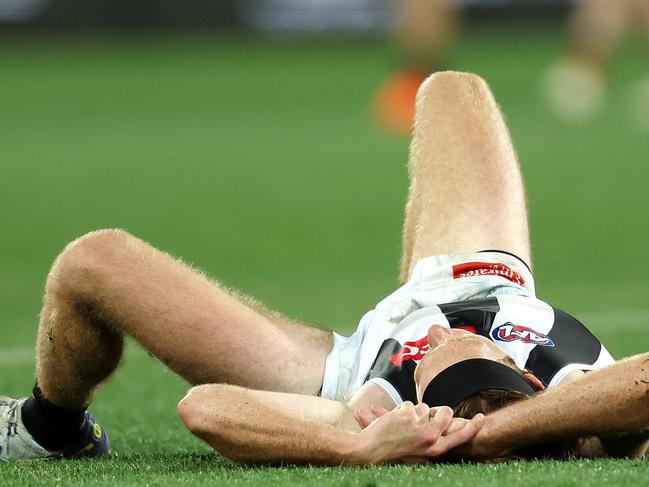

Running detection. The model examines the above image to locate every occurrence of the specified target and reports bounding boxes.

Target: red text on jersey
[389,336,430,366]
[452,261,526,286]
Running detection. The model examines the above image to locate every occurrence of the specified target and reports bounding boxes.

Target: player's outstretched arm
[177,384,484,465]
[464,352,649,459]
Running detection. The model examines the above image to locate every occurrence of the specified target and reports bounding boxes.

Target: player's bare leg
[393,0,458,69]
[399,71,531,283]
[568,0,632,72]
[375,0,460,134]
[37,229,332,407]
[1,229,332,458]
[545,0,635,122]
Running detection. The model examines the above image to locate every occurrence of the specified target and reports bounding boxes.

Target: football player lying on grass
[178,348,649,464]
[2,71,648,464]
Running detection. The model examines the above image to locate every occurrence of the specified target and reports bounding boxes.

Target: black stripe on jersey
[367,298,502,404]
[525,307,602,385]
[367,338,419,403]
[438,297,500,336]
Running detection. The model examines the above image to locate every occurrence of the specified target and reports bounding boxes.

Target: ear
[523,372,545,392]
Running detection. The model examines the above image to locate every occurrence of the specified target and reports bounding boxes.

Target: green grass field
[2,21,649,485]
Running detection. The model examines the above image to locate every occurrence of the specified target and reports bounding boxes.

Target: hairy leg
[36,229,332,408]
[399,71,531,283]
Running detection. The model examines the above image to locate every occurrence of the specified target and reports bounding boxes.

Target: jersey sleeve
[525,307,615,388]
[366,338,420,405]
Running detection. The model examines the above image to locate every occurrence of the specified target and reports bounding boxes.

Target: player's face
[414,324,510,402]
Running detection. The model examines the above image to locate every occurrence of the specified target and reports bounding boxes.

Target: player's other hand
[351,402,484,465]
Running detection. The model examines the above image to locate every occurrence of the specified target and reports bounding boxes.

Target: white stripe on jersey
[325,294,614,403]
[320,252,614,403]
[486,295,555,370]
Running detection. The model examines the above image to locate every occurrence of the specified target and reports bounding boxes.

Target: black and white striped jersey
[364,294,614,404]
[319,252,615,404]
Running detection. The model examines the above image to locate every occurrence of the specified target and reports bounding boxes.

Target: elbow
[177,385,211,437]
[177,384,252,463]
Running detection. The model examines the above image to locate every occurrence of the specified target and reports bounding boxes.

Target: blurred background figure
[545,0,649,126]
[374,0,461,134]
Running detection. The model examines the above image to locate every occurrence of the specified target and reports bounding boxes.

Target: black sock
[21,385,86,451]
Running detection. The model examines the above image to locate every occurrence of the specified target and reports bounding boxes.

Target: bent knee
[417,70,491,105]
[47,228,136,297]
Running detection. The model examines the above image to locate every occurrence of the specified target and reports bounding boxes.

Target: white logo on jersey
[491,322,555,347]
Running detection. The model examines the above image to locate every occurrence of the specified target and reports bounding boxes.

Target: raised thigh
[400,72,532,283]
[63,230,332,396]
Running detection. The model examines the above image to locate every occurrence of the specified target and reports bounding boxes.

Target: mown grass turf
[2,20,649,485]
[2,456,649,486]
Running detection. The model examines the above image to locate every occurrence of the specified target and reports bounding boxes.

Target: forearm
[473,353,649,458]
[177,384,367,465]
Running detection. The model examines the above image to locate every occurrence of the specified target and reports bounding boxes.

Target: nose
[427,324,452,347]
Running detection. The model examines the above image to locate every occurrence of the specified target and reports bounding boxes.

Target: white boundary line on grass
[2,308,649,365]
